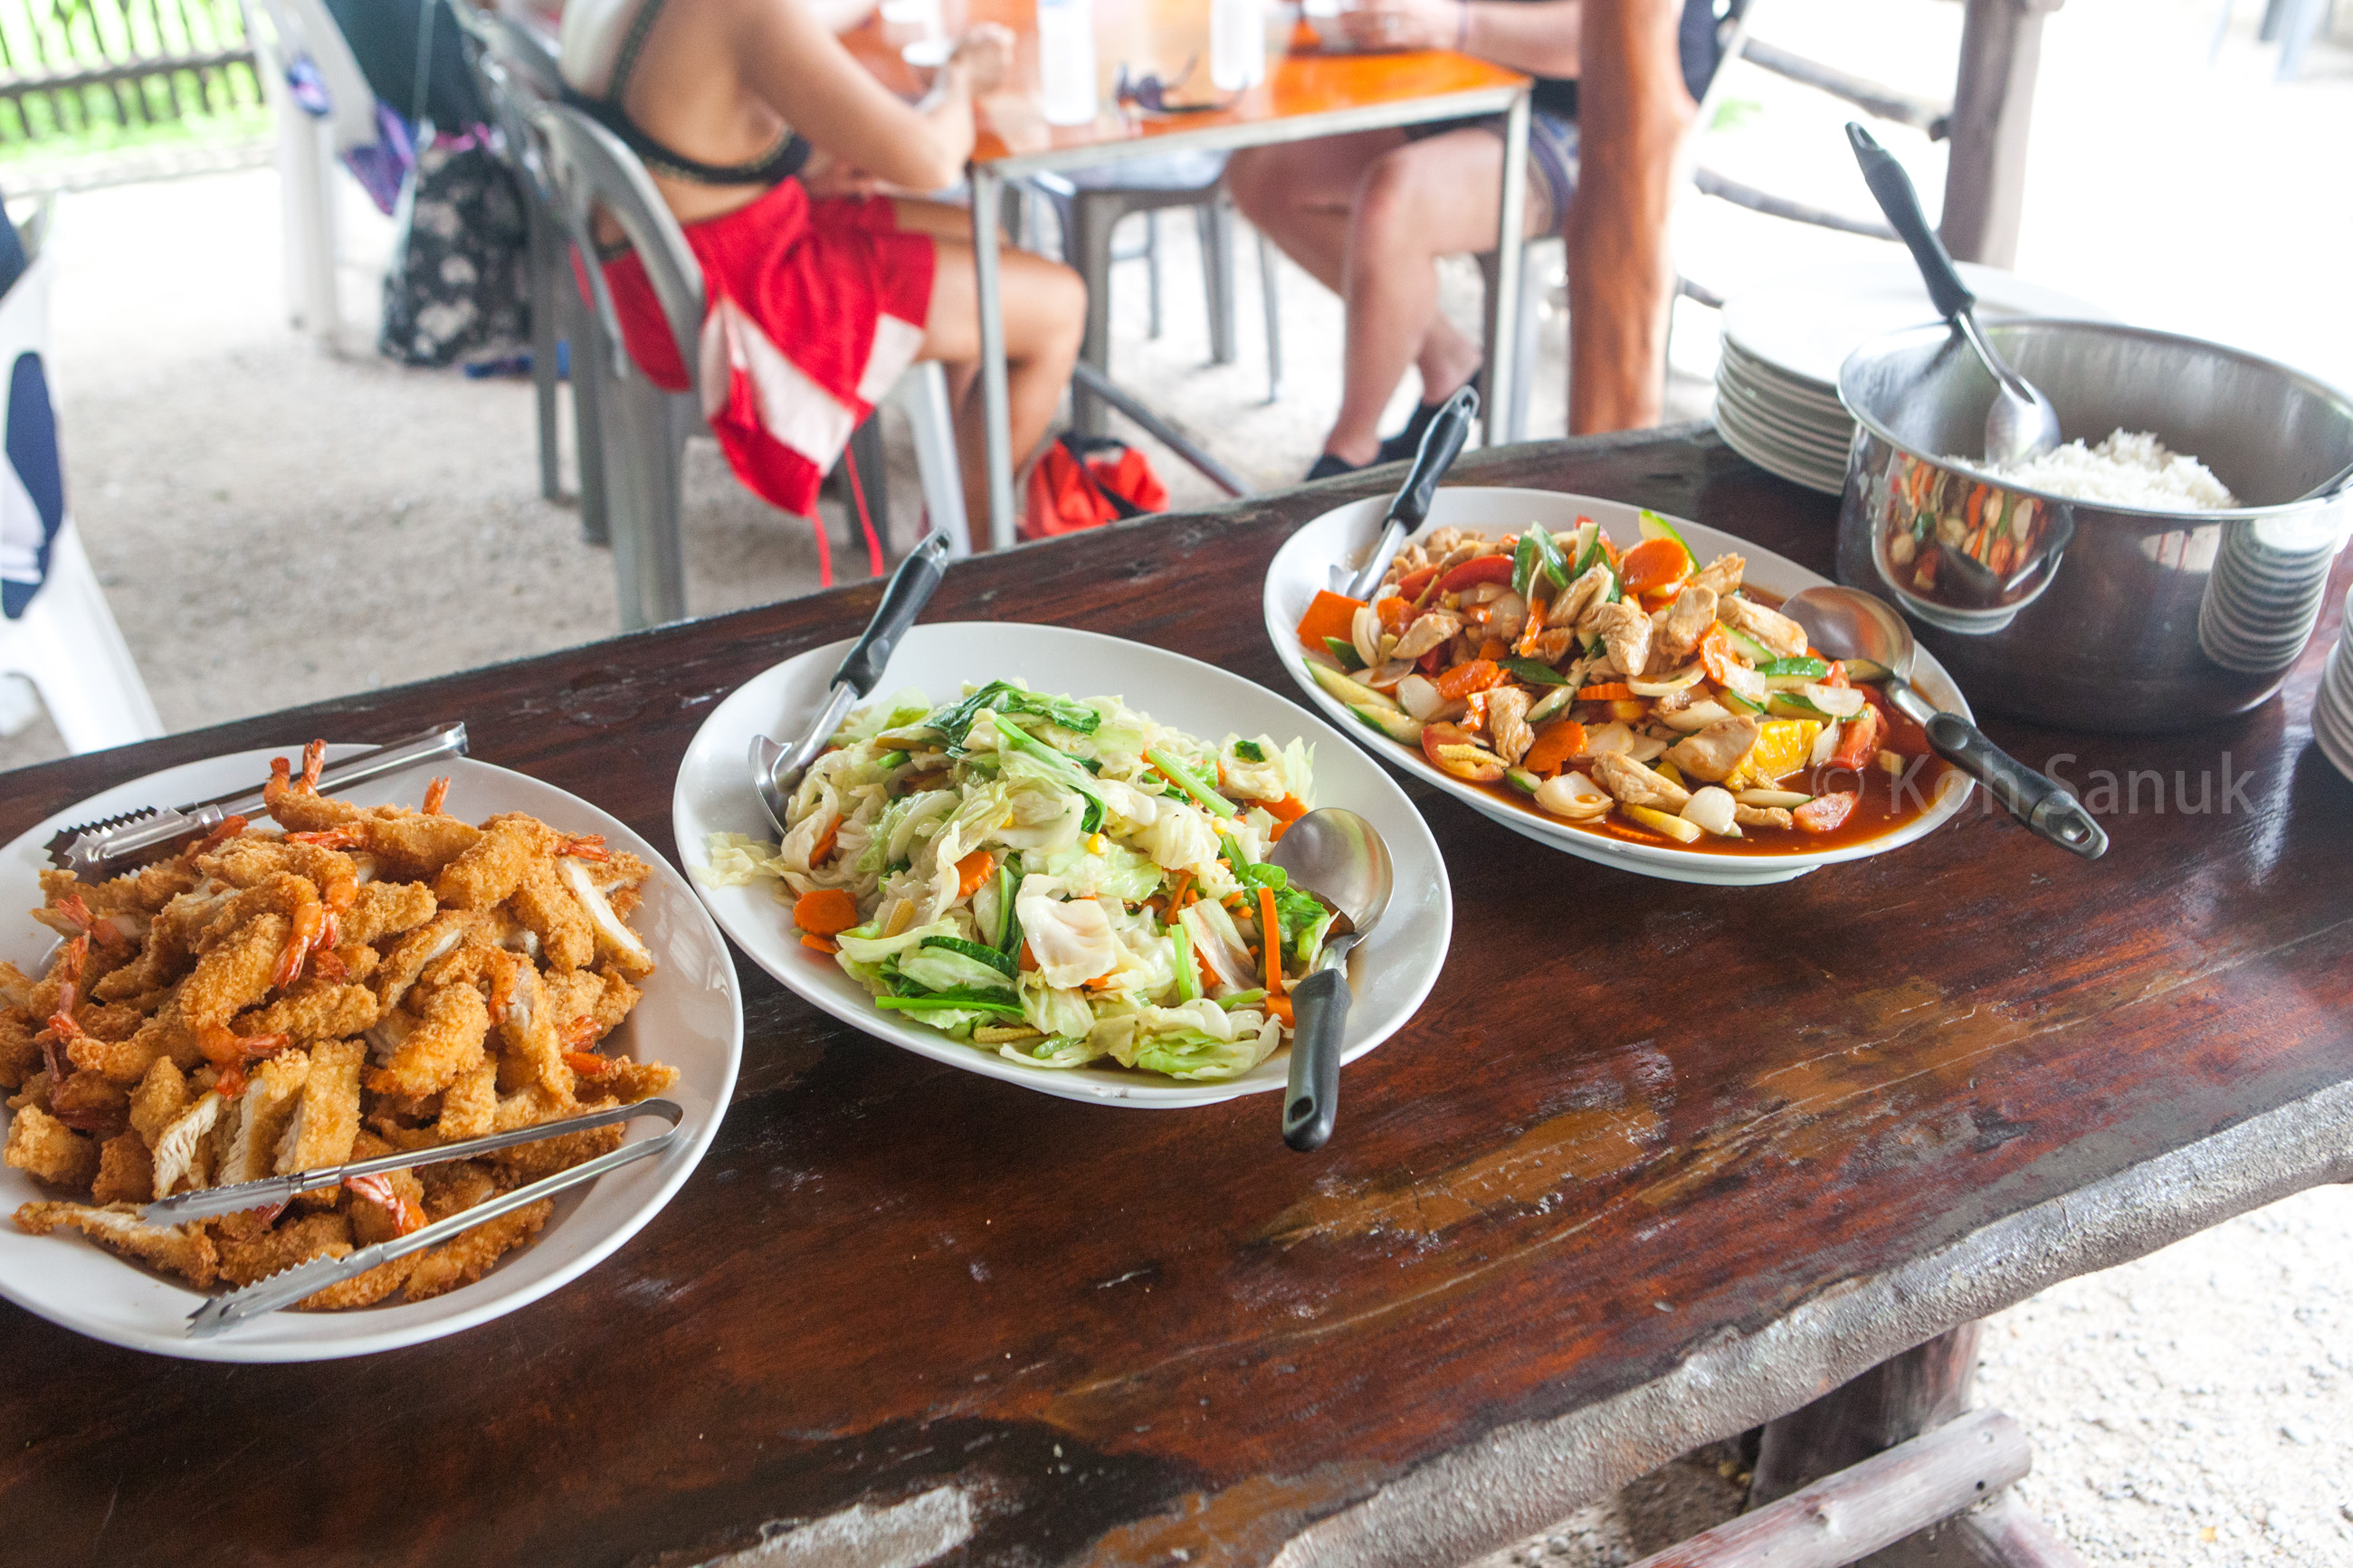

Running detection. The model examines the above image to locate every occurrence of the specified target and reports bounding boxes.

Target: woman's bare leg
[1226,131,1404,295]
[1327,130,1549,465]
[910,221,1085,540]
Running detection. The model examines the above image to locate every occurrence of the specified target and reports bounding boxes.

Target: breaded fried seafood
[4,744,674,1309]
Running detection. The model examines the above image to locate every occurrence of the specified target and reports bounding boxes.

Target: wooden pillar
[1753,1324,1983,1504]
[1939,0,2063,267]
[1566,0,1694,434]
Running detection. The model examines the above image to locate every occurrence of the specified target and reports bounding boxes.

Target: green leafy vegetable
[1500,658,1571,686]
[1146,746,1237,819]
[920,936,1017,977]
[932,681,1101,746]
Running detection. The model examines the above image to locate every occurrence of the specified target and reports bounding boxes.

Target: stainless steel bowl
[1836,320,2353,732]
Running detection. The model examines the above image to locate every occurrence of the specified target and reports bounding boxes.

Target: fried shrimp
[8,746,672,1312]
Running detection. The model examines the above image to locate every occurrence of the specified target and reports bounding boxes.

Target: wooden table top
[5,429,2350,1567]
[844,0,1529,166]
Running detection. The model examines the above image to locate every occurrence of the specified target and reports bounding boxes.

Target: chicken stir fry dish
[1296,513,1946,851]
[700,682,1330,1080]
[1,745,675,1308]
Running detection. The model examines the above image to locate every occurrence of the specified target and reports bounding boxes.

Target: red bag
[1022,433,1167,540]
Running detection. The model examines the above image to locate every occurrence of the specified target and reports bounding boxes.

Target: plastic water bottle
[1036,0,1099,126]
[1212,0,1267,90]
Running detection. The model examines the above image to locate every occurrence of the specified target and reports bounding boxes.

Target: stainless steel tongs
[168,1097,684,1337]
[45,723,471,879]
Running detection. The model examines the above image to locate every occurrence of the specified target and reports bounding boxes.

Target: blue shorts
[1405,108,1580,232]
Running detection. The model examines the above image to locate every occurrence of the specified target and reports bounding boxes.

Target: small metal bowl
[1836,320,2353,732]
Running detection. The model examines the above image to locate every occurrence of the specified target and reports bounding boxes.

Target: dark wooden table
[5,428,2349,1568]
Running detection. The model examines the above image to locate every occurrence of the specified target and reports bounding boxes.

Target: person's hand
[798,147,881,201]
[1334,0,1457,52]
[948,23,1015,92]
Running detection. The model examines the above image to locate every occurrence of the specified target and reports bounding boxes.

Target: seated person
[1226,0,1720,478]
[560,0,1085,540]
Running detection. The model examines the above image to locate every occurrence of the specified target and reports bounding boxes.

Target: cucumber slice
[1307,659,1403,713]
[1324,636,1367,671]
[1841,656,1895,682]
[1505,766,1541,795]
[1758,656,1830,680]
[1351,703,1425,745]
[1800,682,1868,718]
[1527,685,1577,725]
[1637,508,1699,567]
[1717,686,1767,717]
[1767,691,1828,720]
[1719,625,1777,665]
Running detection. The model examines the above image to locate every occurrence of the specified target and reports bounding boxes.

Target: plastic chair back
[246,0,380,153]
[534,101,707,386]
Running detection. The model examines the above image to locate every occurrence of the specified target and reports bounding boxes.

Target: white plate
[1721,261,2113,389]
[0,748,742,1362]
[672,622,1453,1107]
[1714,399,1851,496]
[1262,489,1979,887]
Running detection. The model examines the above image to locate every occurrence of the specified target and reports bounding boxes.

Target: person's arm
[804,0,877,32]
[1567,0,1691,432]
[1337,0,1580,80]
[732,0,1006,193]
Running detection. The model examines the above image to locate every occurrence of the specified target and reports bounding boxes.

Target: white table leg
[969,167,1018,550]
[1488,90,1530,449]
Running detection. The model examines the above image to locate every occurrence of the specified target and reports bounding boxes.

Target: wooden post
[1624,1409,2030,1568]
[1939,0,2064,267]
[1754,1324,1984,1504]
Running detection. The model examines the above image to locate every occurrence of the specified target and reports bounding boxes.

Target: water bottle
[1212,0,1267,90]
[1036,0,1099,126]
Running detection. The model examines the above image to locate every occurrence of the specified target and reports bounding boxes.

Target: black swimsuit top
[567,0,811,186]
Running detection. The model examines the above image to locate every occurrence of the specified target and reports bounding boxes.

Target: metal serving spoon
[1266,808,1395,1152]
[751,530,951,837]
[1782,584,2107,859]
[1846,123,2062,470]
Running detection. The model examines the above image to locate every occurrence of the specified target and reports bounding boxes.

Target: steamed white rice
[1976,429,2239,510]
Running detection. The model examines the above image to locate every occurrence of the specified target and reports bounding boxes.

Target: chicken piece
[276,1039,365,1183]
[1693,553,1746,598]
[300,1253,416,1311]
[214,1051,311,1188]
[234,980,379,1044]
[374,912,480,1013]
[491,1083,580,1136]
[48,1070,129,1140]
[198,838,360,945]
[1552,562,1612,633]
[128,1056,189,1149]
[48,860,201,918]
[401,1197,552,1302]
[1583,601,1653,679]
[558,860,655,979]
[1665,717,1763,784]
[4,1104,100,1188]
[420,1158,500,1221]
[1653,584,1720,663]
[359,813,482,884]
[1719,594,1811,659]
[91,1132,157,1204]
[1391,610,1462,661]
[1527,626,1580,664]
[488,960,569,1098]
[1486,686,1535,767]
[1734,804,1796,831]
[434,814,562,911]
[149,1091,226,1197]
[14,1201,218,1287]
[119,911,291,1079]
[572,1055,679,1105]
[509,862,594,973]
[367,981,491,1098]
[340,880,440,947]
[436,1058,499,1140]
[7,1070,51,1113]
[1591,753,1692,813]
[214,1211,352,1288]
[0,1011,42,1089]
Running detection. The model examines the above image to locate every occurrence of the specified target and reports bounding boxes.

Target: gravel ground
[5,0,2351,1561]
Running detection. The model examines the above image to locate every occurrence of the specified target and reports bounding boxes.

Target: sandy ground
[4,0,2351,1560]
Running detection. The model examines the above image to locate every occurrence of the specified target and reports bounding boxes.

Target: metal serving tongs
[163,1098,685,1337]
[46,722,471,879]
[1333,385,1478,600]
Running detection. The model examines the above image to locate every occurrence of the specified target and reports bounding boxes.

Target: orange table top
[844,0,1530,170]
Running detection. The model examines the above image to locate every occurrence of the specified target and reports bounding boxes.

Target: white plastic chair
[0,252,164,754]
[533,102,968,628]
[245,0,380,347]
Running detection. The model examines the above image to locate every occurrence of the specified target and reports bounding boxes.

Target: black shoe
[1377,376,1479,465]
[1305,452,1364,481]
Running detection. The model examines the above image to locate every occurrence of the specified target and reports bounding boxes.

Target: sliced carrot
[1434,659,1505,700]
[793,888,862,938]
[1577,681,1634,701]
[1296,589,1367,654]
[1258,886,1285,999]
[1638,590,1681,614]
[1164,871,1194,913]
[1020,940,1038,972]
[954,849,996,898]
[1519,720,1589,777]
[1376,594,1413,637]
[1265,993,1295,1026]
[811,815,841,866]
[1618,537,1691,595]
[1475,637,1510,662]
[800,934,840,955]
[1264,795,1310,825]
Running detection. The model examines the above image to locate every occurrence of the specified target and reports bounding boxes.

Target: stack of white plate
[2311,587,2353,783]
[1714,261,2112,495]
[2197,519,2344,674]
